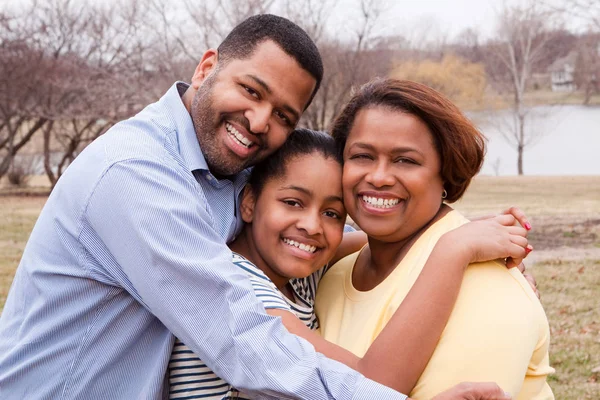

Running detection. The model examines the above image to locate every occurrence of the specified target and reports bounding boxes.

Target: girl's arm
[330,230,367,265]
[270,213,528,394]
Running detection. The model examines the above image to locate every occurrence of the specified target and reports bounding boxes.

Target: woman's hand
[429,382,512,400]
[443,214,529,268]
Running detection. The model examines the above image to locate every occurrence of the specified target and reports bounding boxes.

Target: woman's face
[242,153,346,286]
[342,106,445,242]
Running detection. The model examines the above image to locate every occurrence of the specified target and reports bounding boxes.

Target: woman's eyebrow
[349,142,423,156]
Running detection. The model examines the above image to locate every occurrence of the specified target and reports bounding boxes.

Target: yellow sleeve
[409,263,554,400]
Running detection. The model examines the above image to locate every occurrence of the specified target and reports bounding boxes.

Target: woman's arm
[272,214,528,394]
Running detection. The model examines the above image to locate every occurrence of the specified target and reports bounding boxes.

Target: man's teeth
[362,195,400,208]
[283,238,317,253]
[226,123,253,148]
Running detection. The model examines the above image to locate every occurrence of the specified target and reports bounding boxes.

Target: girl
[169,128,530,400]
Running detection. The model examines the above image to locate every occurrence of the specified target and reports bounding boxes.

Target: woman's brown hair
[331,79,486,203]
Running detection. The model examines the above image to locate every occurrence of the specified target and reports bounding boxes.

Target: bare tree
[297,0,393,131]
[0,10,51,179]
[574,33,600,104]
[486,1,557,175]
[545,0,600,30]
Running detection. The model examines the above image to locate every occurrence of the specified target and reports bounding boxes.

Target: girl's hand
[443,214,529,267]
[472,206,532,231]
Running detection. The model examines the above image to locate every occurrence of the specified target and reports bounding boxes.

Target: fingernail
[525,222,532,230]
[526,245,533,254]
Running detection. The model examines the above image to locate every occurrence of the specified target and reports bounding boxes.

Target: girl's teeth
[283,238,316,253]
[362,195,399,209]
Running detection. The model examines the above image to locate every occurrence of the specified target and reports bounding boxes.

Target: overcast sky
[329,0,587,42]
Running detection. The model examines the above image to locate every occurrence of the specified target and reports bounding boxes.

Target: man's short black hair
[217,14,323,108]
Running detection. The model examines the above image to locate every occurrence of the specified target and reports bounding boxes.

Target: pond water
[471,105,600,176]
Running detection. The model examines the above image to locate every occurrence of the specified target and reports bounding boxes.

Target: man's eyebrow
[247,75,272,94]
[280,185,343,204]
[247,75,300,122]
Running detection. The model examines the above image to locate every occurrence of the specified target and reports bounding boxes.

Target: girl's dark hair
[248,128,341,196]
[331,79,486,203]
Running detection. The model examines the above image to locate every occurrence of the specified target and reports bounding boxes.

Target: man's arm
[83,158,406,400]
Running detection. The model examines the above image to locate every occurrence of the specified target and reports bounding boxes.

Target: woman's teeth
[283,238,317,253]
[226,123,253,148]
[362,195,400,208]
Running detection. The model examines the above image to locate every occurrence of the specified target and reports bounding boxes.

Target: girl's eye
[323,210,341,219]
[394,157,416,164]
[242,85,259,99]
[282,199,301,207]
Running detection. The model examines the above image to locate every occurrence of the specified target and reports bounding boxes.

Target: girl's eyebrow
[279,185,343,204]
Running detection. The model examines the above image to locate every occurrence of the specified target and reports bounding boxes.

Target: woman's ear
[240,185,256,223]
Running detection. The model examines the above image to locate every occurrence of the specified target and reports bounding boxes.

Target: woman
[315,79,554,399]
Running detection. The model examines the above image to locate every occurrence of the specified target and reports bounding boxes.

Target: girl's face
[342,106,444,242]
[241,153,346,287]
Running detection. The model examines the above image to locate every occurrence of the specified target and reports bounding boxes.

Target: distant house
[549,51,578,92]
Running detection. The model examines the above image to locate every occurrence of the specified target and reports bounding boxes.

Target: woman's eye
[349,154,372,161]
[394,157,416,164]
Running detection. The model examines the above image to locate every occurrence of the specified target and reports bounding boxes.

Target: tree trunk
[517,144,524,175]
[43,121,57,188]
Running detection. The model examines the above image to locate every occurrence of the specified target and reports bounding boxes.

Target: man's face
[189,40,317,177]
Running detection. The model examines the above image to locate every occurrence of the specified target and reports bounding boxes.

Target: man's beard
[191,72,252,177]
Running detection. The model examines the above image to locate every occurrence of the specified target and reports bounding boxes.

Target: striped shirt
[0,82,406,399]
[169,253,321,399]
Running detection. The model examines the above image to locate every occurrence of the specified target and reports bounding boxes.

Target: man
[0,15,511,399]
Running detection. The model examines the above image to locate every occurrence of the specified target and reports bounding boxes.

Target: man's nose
[245,103,271,135]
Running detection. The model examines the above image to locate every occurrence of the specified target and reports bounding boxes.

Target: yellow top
[316,210,554,399]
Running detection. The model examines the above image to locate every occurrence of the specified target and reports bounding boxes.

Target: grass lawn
[1,175,599,398]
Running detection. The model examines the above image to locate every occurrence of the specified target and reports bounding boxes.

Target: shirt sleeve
[82,158,407,400]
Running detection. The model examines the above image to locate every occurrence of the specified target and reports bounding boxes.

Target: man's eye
[242,85,259,99]
[274,110,291,126]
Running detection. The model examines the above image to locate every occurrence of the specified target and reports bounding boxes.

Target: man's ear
[240,185,256,223]
[190,49,218,90]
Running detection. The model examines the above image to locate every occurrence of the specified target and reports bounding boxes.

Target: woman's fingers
[503,206,532,230]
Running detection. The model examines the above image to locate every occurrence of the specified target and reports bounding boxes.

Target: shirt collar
[161,82,208,172]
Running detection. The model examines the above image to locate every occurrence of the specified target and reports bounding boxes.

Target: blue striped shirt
[169,252,321,399]
[0,82,406,399]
